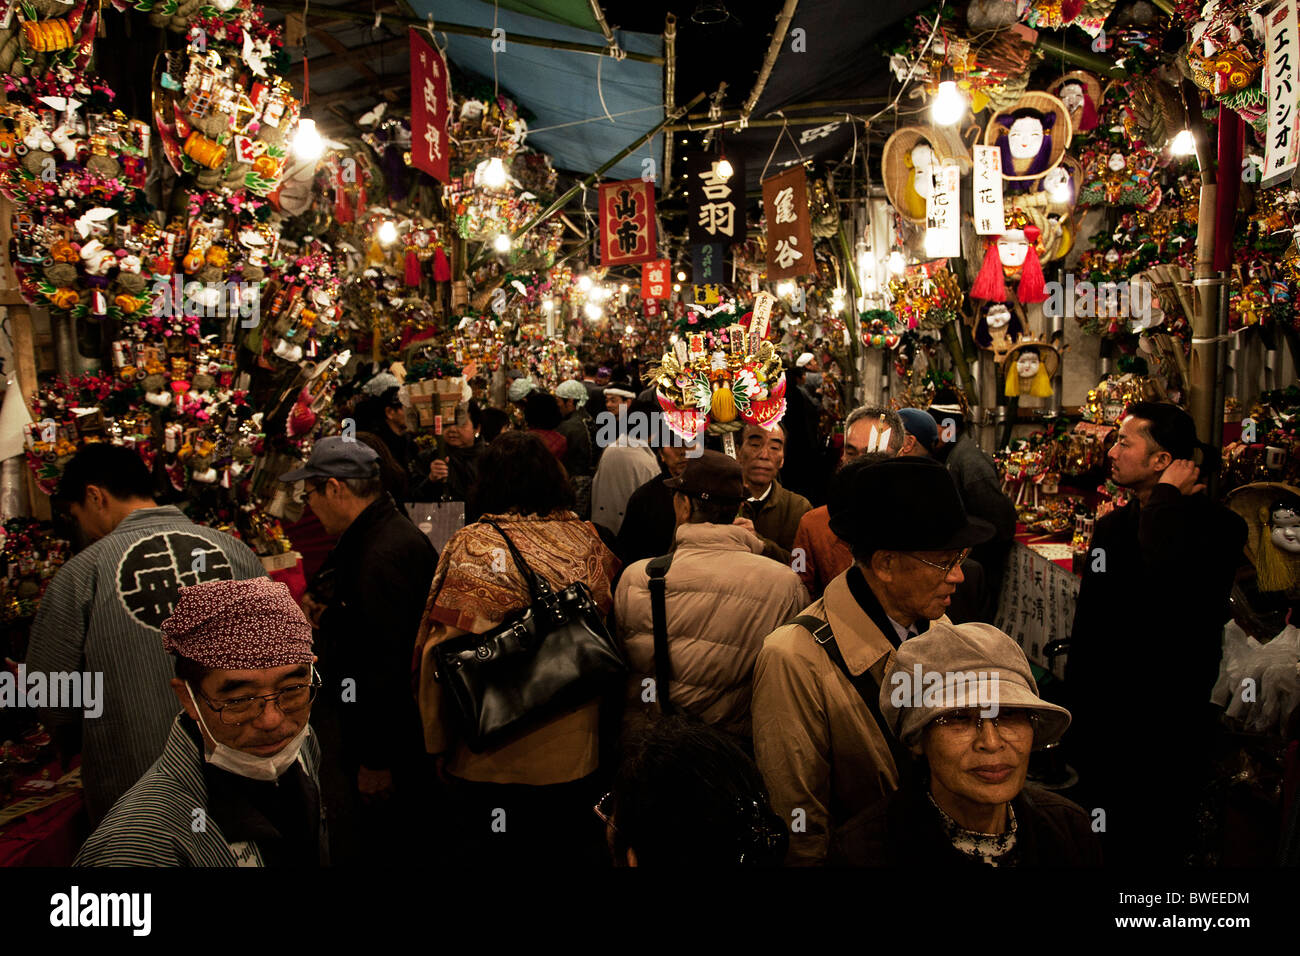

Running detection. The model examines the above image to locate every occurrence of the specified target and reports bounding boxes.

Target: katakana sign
[1265,1,1300,185]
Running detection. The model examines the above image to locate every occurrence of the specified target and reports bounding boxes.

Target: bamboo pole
[259,1,664,64]
[739,0,800,127]
[1034,35,1126,77]
[1185,80,1219,445]
[662,13,677,196]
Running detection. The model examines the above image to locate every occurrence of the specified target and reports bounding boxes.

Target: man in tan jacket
[615,451,809,740]
[751,457,996,865]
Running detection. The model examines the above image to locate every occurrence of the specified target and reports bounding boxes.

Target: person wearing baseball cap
[752,456,995,865]
[829,622,1097,867]
[76,579,328,866]
[896,408,939,458]
[281,434,436,865]
[615,451,809,742]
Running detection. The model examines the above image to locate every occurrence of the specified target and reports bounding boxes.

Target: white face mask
[1007,118,1045,160]
[1017,353,1041,378]
[1271,509,1300,554]
[187,684,311,782]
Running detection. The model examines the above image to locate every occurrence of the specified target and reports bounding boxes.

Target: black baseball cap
[663,450,746,503]
[279,436,380,482]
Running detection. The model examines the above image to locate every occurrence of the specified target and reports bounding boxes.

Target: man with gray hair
[791,406,904,596]
[281,436,436,864]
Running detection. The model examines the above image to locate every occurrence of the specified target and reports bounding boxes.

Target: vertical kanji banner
[686,154,745,245]
[599,179,657,266]
[410,29,449,183]
[691,243,725,284]
[641,258,671,299]
[762,166,814,280]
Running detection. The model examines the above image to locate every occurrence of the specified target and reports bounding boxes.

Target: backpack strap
[792,614,911,786]
[646,553,675,715]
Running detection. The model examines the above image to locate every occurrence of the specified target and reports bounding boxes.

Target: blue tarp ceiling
[407,0,664,182]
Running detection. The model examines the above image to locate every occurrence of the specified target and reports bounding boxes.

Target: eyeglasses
[196,668,322,726]
[904,548,970,575]
[930,708,1037,743]
[593,791,617,833]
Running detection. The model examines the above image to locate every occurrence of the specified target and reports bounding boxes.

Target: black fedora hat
[828,457,996,553]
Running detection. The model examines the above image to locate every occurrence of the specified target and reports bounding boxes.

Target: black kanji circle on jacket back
[116,532,237,631]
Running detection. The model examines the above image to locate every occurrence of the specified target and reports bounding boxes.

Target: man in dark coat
[1064,403,1246,866]
[614,443,689,566]
[282,437,437,865]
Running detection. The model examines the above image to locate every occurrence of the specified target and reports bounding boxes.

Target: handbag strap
[646,553,675,715]
[482,518,550,603]
[792,614,911,785]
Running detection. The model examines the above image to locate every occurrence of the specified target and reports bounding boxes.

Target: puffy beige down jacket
[614,522,810,738]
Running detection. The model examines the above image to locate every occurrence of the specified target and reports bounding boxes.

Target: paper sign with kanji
[410,29,450,182]
[599,180,657,266]
[641,258,671,299]
[762,167,814,280]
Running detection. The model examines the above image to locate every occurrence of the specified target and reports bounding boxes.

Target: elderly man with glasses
[752,457,995,866]
[77,579,328,866]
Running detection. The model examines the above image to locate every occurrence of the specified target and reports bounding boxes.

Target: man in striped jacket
[25,445,266,824]
[76,578,327,866]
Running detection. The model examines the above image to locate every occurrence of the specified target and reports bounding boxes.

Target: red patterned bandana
[161,579,314,669]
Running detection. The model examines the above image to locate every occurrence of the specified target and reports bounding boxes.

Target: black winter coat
[310,494,437,771]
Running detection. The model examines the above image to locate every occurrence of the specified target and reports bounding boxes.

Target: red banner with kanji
[410,29,449,183]
[599,179,657,266]
[641,258,671,300]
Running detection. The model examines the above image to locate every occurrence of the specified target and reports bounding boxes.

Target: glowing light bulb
[292,117,324,162]
[673,283,681,292]
[584,302,603,320]
[578,275,593,292]
[923,230,946,258]
[716,156,734,180]
[493,233,512,253]
[887,250,907,275]
[625,325,633,333]
[483,156,507,188]
[542,298,554,311]
[620,283,629,293]
[676,270,686,282]
[376,220,398,246]
[930,80,966,127]
[1171,129,1196,157]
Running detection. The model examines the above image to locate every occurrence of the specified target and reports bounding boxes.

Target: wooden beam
[310,80,407,111]
[307,26,401,103]
[289,35,408,78]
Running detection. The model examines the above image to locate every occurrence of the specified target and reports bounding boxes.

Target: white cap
[796,352,815,368]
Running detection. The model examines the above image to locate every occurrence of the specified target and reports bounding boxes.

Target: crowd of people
[23,359,1250,868]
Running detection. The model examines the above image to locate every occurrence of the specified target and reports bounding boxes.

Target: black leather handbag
[431,519,627,752]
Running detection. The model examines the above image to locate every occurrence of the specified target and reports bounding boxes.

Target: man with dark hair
[615,451,808,741]
[1065,402,1246,866]
[735,422,813,564]
[76,579,327,866]
[522,389,569,463]
[556,380,596,516]
[281,436,436,864]
[27,444,266,825]
[926,398,1016,619]
[751,457,995,865]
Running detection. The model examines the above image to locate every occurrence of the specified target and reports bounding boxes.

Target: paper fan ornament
[649,294,787,444]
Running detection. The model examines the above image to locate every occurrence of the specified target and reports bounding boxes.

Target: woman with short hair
[830,622,1100,866]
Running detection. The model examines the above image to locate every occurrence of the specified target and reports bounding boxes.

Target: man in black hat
[1064,402,1245,866]
[280,435,437,864]
[751,456,995,865]
[614,451,809,743]
[926,394,1016,620]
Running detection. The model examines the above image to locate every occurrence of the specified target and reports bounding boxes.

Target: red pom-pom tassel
[404,248,421,287]
[1017,225,1047,303]
[433,246,451,282]
[971,240,1006,302]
